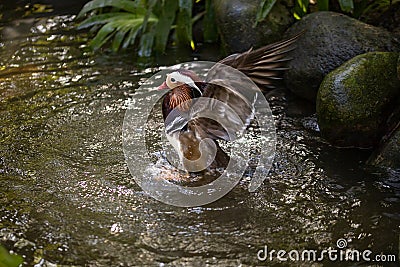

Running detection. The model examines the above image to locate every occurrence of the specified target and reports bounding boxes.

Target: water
[1,3,399,266]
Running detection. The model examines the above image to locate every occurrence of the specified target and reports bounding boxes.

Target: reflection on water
[0,4,399,267]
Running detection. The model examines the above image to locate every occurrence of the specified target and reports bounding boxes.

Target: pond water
[0,3,399,267]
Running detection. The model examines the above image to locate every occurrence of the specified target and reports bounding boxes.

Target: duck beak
[158,81,169,90]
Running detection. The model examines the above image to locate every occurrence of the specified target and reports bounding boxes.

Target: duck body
[159,33,302,176]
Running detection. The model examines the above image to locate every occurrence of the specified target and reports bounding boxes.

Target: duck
[158,33,301,176]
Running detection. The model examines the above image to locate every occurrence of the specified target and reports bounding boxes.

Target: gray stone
[316,52,400,148]
[368,124,400,169]
[284,11,400,102]
[398,54,400,80]
[213,0,294,53]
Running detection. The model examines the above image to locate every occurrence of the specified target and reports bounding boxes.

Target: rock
[359,1,400,36]
[284,11,400,102]
[398,54,400,80]
[213,0,294,53]
[316,52,400,148]
[368,124,400,169]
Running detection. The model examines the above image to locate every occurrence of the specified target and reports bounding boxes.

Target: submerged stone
[317,52,400,148]
[284,11,400,102]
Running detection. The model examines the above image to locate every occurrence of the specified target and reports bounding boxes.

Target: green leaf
[176,0,193,46]
[77,0,143,18]
[293,0,309,19]
[138,31,155,57]
[111,26,129,51]
[179,0,192,10]
[122,24,141,49]
[203,0,218,42]
[140,0,157,34]
[317,0,329,11]
[0,246,23,267]
[77,0,146,18]
[89,22,116,50]
[254,0,277,27]
[338,0,354,13]
[77,12,137,29]
[154,0,179,53]
[298,0,309,13]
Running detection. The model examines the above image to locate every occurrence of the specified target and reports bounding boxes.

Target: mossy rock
[213,0,294,53]
[284,11,400,102]
[317,52,400,148]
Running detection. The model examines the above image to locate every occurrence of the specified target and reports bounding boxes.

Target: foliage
[258,0,397,21]
[255,0,277,26]
[77,0,397,56]
[0,245,23,267]
[77,0,216,56]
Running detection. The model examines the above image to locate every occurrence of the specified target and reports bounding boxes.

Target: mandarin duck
[158,33,301,174]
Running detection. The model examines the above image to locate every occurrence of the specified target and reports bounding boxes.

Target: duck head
[158,69,202,95]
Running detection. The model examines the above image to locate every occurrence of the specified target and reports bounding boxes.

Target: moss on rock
[317,52,400,148]
[284,12,400,102]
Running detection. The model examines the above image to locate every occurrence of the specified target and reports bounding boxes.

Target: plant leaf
[293,0,309,20]
[141,0,158,32]
[77,12,137,29]
[154,0,179,53]
[77,0,143,18]
[317,0,329,11]
[111,26,129,51]
[122,24,142,49]
[338,0,354,13]
[138,31,155,57]
[176,0,193,46]
[0,246,23,267]
[255,0,277,27]
[89,22,116,50]
[203,0,218,42]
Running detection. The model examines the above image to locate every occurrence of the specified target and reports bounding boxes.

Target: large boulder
[316,52,400,148]
[284,11,400,102]
[213,0,294,53]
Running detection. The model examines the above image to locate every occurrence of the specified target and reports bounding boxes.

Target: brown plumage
[159,33,302,178]
[218,31,303,89]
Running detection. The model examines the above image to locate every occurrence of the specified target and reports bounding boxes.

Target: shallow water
[1,4,399,267]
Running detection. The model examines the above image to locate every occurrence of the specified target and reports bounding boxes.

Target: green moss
[317,52,400,147]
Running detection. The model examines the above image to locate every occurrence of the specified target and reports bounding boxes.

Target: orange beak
[158,81,169,90]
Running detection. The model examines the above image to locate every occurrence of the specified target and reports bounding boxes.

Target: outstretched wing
[186,81,257,142]
[217,32,303,89]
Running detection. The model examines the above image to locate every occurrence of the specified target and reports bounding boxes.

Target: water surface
[0,4,399,266]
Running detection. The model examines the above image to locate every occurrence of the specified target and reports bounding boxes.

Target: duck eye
[170,77,176,83]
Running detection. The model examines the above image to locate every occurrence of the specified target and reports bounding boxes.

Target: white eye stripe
[169,71,193,84]
[167,71,202,95]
